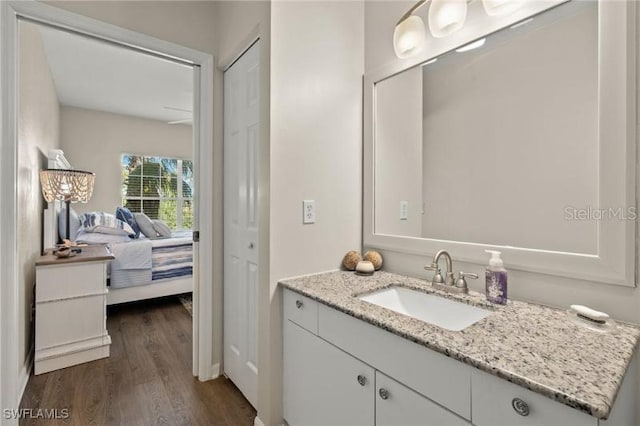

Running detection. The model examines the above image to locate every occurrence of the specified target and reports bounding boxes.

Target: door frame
[0,0,216,418]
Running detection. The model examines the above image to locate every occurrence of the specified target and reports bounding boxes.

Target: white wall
[267,2,364,424]
[17,21,61,388]
[60,106,192,214]
[375,66,423,237]
[46,1,217,56]
[365,0,640,417]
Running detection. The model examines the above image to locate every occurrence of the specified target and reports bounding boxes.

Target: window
[121,154,193,230]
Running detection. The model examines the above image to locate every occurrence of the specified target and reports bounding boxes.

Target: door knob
[295,300,303,309]
[378,388,390,400]
[248,242,255,249]
[357,375,367,386]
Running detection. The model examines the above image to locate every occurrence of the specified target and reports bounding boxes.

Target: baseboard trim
[17,346,34,405]
[254,415,265,426]
[211,362,220,379]
[199,362,220,382]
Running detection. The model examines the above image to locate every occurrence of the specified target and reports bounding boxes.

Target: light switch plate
[400,201,409,220]
[303,200,315,224]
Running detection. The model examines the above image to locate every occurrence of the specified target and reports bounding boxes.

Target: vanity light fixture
[393,1,428,58]
[429,0,468,38]
[393,0,524,58]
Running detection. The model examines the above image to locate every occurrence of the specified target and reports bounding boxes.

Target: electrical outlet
[303,200,315,224]
[400,200,409,220]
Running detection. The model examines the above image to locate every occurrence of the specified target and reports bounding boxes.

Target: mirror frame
[363,0,637,287]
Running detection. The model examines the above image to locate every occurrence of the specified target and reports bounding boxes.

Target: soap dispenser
[485,250,507,305]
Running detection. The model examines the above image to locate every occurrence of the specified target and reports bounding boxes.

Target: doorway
[0,1,215,415]
[223,40,261,408]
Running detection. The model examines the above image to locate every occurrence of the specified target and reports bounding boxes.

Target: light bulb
[428,0,468,38]
[483,0,523,17]
[393,15,427,59]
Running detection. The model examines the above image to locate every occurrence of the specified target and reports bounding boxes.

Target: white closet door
[223,40,260,408]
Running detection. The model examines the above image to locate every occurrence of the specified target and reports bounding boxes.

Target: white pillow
[152,219,172,238]
[78,212,135,237]
[134,213,158,239]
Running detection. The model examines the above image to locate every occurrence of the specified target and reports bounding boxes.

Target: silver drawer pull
[379,388,389,400]
[295,300,303,309]
[357,375,367,386]
[512,398,530,416]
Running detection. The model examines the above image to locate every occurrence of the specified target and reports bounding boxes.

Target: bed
[106,231,193,305]
[43,149,193,305]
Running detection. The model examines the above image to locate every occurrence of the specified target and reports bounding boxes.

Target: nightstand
[34,245,115,374]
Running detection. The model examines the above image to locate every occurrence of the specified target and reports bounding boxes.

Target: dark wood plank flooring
[20,297,256,426]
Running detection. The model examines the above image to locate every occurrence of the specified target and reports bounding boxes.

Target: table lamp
[39,169,95,241]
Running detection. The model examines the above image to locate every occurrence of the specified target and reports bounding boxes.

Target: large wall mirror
[364,0,637,286]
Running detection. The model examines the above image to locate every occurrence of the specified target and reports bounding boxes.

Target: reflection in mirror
[374,1,598,255]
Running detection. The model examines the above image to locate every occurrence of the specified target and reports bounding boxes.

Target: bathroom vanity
[280,271,639,426]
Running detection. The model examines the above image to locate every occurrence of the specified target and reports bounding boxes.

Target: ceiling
[37,24,193,124]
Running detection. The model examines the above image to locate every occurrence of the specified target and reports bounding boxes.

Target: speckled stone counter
[279,270,640,420]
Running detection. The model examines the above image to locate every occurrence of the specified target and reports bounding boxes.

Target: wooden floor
[20,297,256,426]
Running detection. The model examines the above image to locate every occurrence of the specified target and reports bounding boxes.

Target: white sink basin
[359,286,492,331]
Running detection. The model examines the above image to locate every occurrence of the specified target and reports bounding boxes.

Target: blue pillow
[115,206,140,238]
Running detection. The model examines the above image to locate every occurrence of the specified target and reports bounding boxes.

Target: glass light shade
[483,0,523,17]
[393,15,427,59]
[428,0,468,38]
[40,169,95,203]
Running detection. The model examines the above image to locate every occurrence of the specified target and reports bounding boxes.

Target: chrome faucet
[424,250,477,294]
[425,250,455,286]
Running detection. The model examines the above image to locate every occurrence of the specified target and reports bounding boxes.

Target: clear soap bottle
[485,250,507,305]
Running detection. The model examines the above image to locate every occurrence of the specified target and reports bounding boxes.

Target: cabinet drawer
[376,372,470,426]
[318,304,471,420]
[471,369,597,426]
[284,289,318,334]
[36,295,106,350]
[36,262,106,302]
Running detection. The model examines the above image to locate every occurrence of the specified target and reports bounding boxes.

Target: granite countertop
[279,270,640,420]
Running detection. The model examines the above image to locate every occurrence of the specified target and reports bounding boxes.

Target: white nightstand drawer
[36,295,106,350]
[36,262,106,302]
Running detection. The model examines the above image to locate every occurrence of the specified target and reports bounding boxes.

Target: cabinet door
[283,320,374,426]
[376,372,470,426]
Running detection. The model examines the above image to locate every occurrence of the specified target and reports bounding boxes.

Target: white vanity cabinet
[283,320,374,426]
[283,289,471,426]
[282,288,636,426]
